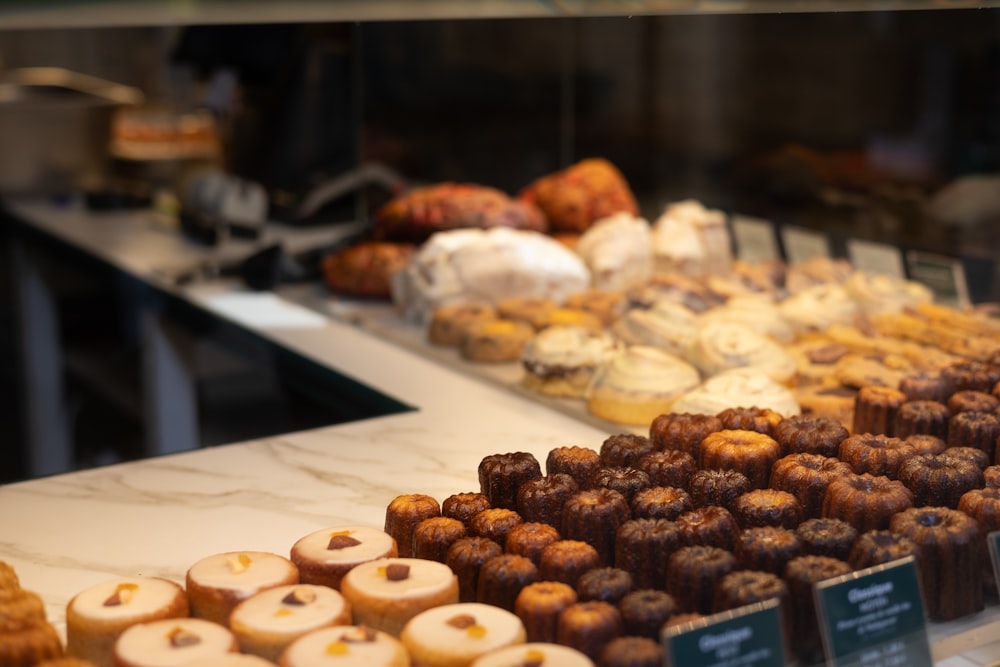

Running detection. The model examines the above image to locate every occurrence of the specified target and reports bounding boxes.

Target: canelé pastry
[599,434,655,469]
[730,490,803,529]
[906,434,947,455]
[36,659,104,667]
[385,494,441,558]
[538,541,601,588]
[479,453,543,511]
[687,469,753,512]
[442,493,491,528]
[593,468,650,504]
[339,557,459,637]
[848,530,920,571]
[717,406,784,437]
[469,509,523,550]
[428,303,497,347]
[614,518,682,591]
[555,601,624,662]
[900,371,955,403]
[943,445,991,470]
[599,637,660,667]
[0,561,18,590]
[890,507,985,621]
[321,241,415,300]
[412,517,468,563]
[893,400,951,440]
[635,450,695,489]
[112,618,239,667]
[545,446,601,490]
[611,300,698,356]
[564,288,628,327]
[853,386,908,436]
[446,537,504,604]
[986,465,1000,487]
[228,584,351,662]
[699,429,782,489]
[630,486,692,521]
[461,319,535,363]
[794,384,856,431]
[711,570,789,615]
[648,412,723,459]
[470,643,595,667]
[947,411,1000,460]
[504,522,561,567]
[783,556,853,665]
[518,158,639,234]
[575,568,634,606]
[66,576,189,667]
[520,326,621,398]
[292,526,399,590]
[476,555,539,612]
[795,518,858,562]
[958,487,1000,590]
[618,589,676,639]
[665,546,737,615]
[402,602,526,667]
[838,433,915,479]
[942,360,1000,393]
[186,551,299,626]
[0,612,63,667]
[560,489,631,567]
[676,506,740,552]
[769,453,853,519]
[947,390,1000,415]
[513,582,578,643]
[897,454,984,508]
[497,297,558,330]
[1,585,46,624]
[821,473,914,533]
[278,625,408,667]
[586,346,701,426]
[734,527,804,575]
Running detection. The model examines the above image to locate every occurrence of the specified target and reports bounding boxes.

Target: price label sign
[905,251,970,309]
[815,557,932,667]
[780,225,831,263]
[662,598,787,667]
[732,215,780,262]
[846,239,906,279]
[987,531,1000,588]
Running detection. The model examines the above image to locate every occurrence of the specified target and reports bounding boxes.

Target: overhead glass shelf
[1,0,998,30]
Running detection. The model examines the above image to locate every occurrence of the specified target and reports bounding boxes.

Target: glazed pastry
[513,582,578,643]
[648,412,723,459]
[670,368,800,419]
[575,211,654,291]
[650,199,732,277]
[611,300,699,356]
[684,322,797,385]
[400,602,527,667]
[291,525,398,590]
[479,452,543,510]
[518,158,639,234]
[699,429,782,489]
[428,303,497,347]
[278,625,408,667]
[821,474,914,533]
[186,551,299,626]
[471,643,595,667]
[839,432,915,479]
[384,494,441,558]
[112,618,239,667]
[461,318,535,363]
[520,326,621,398]
[321,241,415,299]
[476,554,539,612]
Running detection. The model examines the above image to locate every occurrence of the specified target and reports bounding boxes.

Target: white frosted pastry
[684,321,797,384]
[574,211,653,291]
[340,558,459,637]
[697,294,795,344]
[279,625,409,667]
[611,300,699,355]
[67,576,189,667]
[400,602,526,667]
[112,617,239,667]
[391,228,591,324]
[187,551,299,626]
[586,345,701,426]
[778,283,859,335]
[670,368,801,417]
[230,584,352,662]
[843,270,934,314]
[520,326,622,398]
[651,199,731,277]
[470,643,595,667]
[291,526,398,590]
[184,655,278,667]
[784,256,853,295]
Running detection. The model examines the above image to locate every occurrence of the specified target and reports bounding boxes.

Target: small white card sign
[732,215,780,262]
[846,239,906,278]
[905,251,970,309]
[780,225,831,263]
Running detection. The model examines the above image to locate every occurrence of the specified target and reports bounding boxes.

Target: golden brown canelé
[35,659,100,667]
[784,555,853,666]
[630,486,693,521]
[666,545,737,615]
[648,412,724,460]
[848,529,921,571]
[687,469,753,512]
[469,508,523,550]
[947,390,1000,415]
[576,567,634,605]
[599,434,656,468]
[838,433,916,479]
[446,536,504,603]
[412,517,468,563]
[985,465,1000,487]
[821,473,914,533]
[427,303,497,347]
[947,411,1000,460]
[555,600,625,662]
[538,540,601,588]
[699,429,782,489]
[513,580,578,643]
[769,453,854,519]
[852,385,908,437]
[734,526,804,575]
[635,450,696,489]
[614,518,683,591]
[0,617,63,667]
[560,488,631,567]
[676,506,741,552]
[889,506,985,621]
[441,492,492,528]
[516,473,579,528]
[772,415,849,458]
[546,446,602,490]
[717,406,784,437]
[594,467,651,504]
[385,493,441,558]
[599,636,662,667]
[958,487,1000,591]
[475,554,539,612]
[896,454,985,508]
[619,589,677,639]
[730,490,803,530]
[479,452,543,510]
[795,517,859,562]
[504,522,562,567]
[893,400,951,440]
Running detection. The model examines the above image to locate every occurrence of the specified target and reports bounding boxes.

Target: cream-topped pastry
[400,602,526,667]
[230,584,352,662]
[843,270,934,315]
[684,321,797,384]
[697,294,795,344]
[66,576,189,667]
[670,368,801,417]
[651,199,731,277]
[574,212,653,292]
[340,558,459,637]
[470,642,596,667]
[291,526,398,590]
[279,625,409,667]
[778,283,859,335]
[520,326,622,398]
[112,617,239,667]
[186,551,299,626]
[184,655,278,667]
[611,300,699,355]
[586,345,701,426]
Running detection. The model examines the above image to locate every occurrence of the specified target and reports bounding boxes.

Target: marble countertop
[3,200,1000,667]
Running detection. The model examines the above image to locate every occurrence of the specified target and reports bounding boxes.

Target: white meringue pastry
[684,321,797,384]
[575,211,654,291]
[670,368,801,417]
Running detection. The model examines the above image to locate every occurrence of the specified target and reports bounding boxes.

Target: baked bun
[575,212,654,291]
[518,158,638,234]
[321,241,415,299]
[685,322,797,385]
[520,326,621,398]
[586,346,701,426]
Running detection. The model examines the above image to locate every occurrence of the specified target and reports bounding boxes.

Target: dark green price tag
[987,531,1000,586]
[662,598,786,667]
[814,557,932,667]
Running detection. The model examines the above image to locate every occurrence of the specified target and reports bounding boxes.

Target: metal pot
[0,67,144,196]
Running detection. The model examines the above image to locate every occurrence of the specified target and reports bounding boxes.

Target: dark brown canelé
[900,371,955,403]
[538,540,601,588]
[441,492,491,528]
[576,567,634,605]
[599,636,662,667]
[699,429,782,489]
[896,454,985,508]
[560,488,631,567]
[796,517,859,562]
[958,487,1000,593]
[735,526,804,575]
[516,473,579,528]
[475,553,539,612]
[676,506,740,552]
[445,536,503,603]
[666,545,737,615]
[945,446,991,470]
[594,467,651,504]
[853,385,908,436]
[504,522,561,566]
[942,360,1000,393]
[687,469,753,512]
[556,601,624,662]
[618,589,677,639]
[893,400,951,440]
[384,493,441,558]
[514,580,578,643]
[838,433,916,479]
[784,555,853,665]
[889,507,985,621]
[469,508,523,550]
[600,433,655,468]
[635,449,696,489]
[731,490,803,529]
[769,453,854,519]
[648,412,724,459]
[717,406,784,436]
[630,486,693,521]
[614,518,683,591]
[412,516,468,563]
[772,415,848,457]
[546,446,602,489]
[479,452,543,510]
[712,570,790,615]
[906,434,947,456]
[947,412,1000,460]
[848,530,921,571]
[985,465,1000,488]
[821,473,914,533]
[947,390,1000,415]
